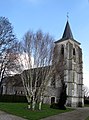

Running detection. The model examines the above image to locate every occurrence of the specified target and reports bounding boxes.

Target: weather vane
[67,12,69,20]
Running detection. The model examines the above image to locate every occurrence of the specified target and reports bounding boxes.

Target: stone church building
[1,20,84,107]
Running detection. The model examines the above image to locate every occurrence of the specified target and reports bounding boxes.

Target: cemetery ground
[0,103,89,120]
[0,102,73,120]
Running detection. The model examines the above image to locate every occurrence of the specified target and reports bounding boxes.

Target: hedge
[0,95,27,103]
[84,99,89,104]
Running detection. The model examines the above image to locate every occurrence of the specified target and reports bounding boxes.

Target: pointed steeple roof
[55,21,80,45]
[62,20,73,39]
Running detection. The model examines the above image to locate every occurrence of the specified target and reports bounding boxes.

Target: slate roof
[62,20,73,39]
[55,21,80,45]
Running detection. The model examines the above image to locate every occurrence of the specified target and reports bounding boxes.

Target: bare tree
[0,17,17,94]
[83,85,89,97]
[50,43,67,109]
[52,44,66,81]
[17,30,54,110]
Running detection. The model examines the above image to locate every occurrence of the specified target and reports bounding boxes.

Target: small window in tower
[72,83,74,90]
[73,71,75,82]
[51,75,55,87]
[61,45,64,55]
[73,48,75,55]
[73,48,76,62]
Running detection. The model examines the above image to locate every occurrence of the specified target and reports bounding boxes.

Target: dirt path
[0,111,27,120]
[41,107,89,120]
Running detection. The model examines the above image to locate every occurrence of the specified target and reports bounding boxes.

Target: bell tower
[54,20,84,107]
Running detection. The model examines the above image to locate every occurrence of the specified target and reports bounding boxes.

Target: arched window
[73,48,75,55]
[61,45,64,55]
[51,75,55,88]
[73,48,76,62]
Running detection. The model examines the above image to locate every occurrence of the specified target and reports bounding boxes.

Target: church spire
[62,20,73,40]
[55,20,80,45]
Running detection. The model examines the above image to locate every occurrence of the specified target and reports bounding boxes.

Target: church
[1,20,84,107]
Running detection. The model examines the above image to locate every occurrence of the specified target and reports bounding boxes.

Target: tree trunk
[39,101,42,110]
[26,95,31,109]
[28,103,31,109]
[39,95,43,110]
[32,101,36,110]
[32,96,36,110]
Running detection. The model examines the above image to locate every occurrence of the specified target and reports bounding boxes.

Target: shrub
[84,99,89,104]
[78,102,82,107]
[50,103,59,109]
[50,82,67,110]
[50,103,66,110]
[58,82,67,110]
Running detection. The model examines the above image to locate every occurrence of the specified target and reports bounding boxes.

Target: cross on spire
[67,12,69,20]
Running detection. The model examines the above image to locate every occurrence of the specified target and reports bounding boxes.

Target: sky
[0,0,89,90]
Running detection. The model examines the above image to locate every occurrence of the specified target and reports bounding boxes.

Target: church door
[51,97,55,104]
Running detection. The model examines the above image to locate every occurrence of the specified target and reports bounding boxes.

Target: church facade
[1,20,84,107]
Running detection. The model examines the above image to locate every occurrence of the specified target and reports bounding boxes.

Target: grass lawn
[0,103,73,120]
[85,104,89,107]
[86,117,89,120]
[85,104,89,120]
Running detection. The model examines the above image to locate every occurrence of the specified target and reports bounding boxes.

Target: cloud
[24,0,42,4]
[27,0,37,3]
[83,70,89,88]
